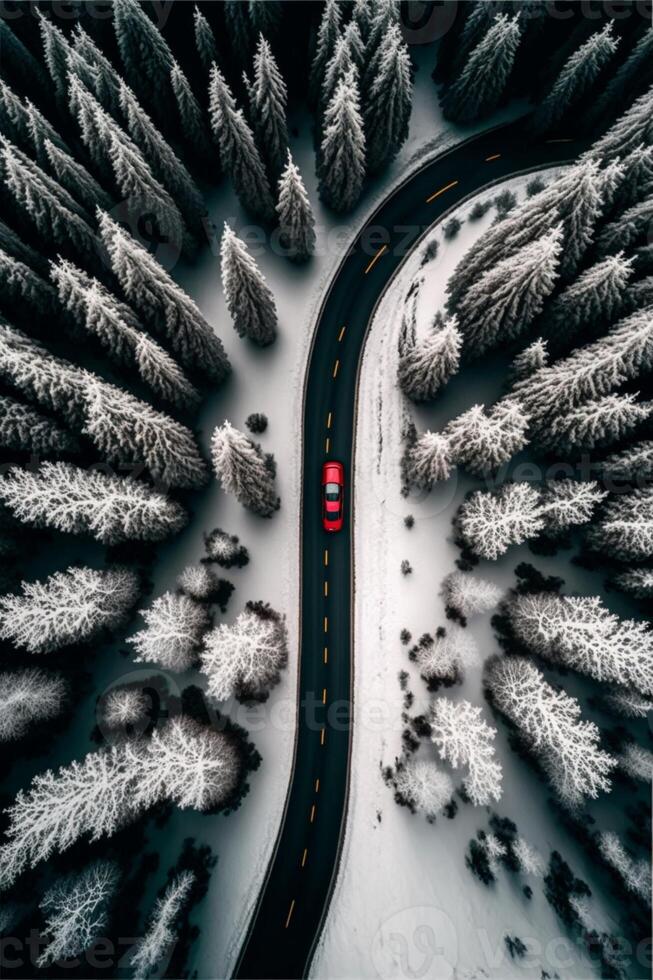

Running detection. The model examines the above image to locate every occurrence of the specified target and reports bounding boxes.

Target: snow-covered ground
[310,174,640,980]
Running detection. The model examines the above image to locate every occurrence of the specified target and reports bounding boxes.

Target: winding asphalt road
[234,120,582,980]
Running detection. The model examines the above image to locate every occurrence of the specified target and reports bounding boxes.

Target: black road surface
[234,120,584,980]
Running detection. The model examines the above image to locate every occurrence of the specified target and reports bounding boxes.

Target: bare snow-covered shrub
[200,601,288,702]
[538,480,606,535]
[597,831,651,905]
[444,400,529,476]
[211,422,279,517]
[37,861,119,967]
[415,626,480,688]
[611,567,653,599]
[404,431,452,489]
[204,527,249,568]
[430,698,503,805]
[457,482,544,560]
[486,656,615,808]
[587,488,653,561]
[442,571,502,619]
[618,742,653,783]
[177,564,220,601]
[513,837,545,877]
[0,717,241,888]
[393,758,454,819]
[128,593,210,672]
[99,688,149,732]
[600,688,653,719]
[0,566,139,654]
[0,669,67,742]
[129,871,195,978]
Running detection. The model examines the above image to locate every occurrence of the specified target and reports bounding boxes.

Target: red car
[322,461,344,532]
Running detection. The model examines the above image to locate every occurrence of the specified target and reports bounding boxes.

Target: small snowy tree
[393,758,454,819]
[309,0,341,106]
[200,601,288,702]
[430,698,503,805]
[42,137,113,215]
[170,60,213,167]
[584,82,653,163]
[318,67,366,213]
[619,742,653,783]
[113,0,174,122]
[486,656,615,808]
[509,339,549,383]
[128,593,210,672]
[37,861,119,967]
[532,24,619,133]
[129,871,195,978]
[0,669,67,742]
[208,64,275,222]
[98,212,230,385]
[249,35,288,181]
[0,718,240,888]
[442,571,503,619]
[397,313,461,402]
[611,567,653,600]
[276,152,316,262]
[601,689,653,719]
[444,400,529,475]
[204,527,250,568]
[590,29,653,125]
[404,431,453,489]
[586,487,653,562]
[211,422,279,517]
[415,625,480,687]
[597,194,653,258]
[543,252,634,346]
[100,688,149,733]
[441,14,521,123]
[597,831,651,905]
[0,394,79,457]
[538,479,606,536]
[457,482,545,560]
[507,591,653,696]
[194,6,218,74]
[513,837,545,877]
[71,23,122,116]
[220,224,277,345]
[0,566,139,655]
[177,564,221,601]
[363,23,412,173]
[0,463,186,545]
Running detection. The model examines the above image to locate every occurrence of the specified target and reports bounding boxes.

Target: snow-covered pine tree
[128,592,210,672]
[37,12,73,106]
[0,248,58,319]
[320,34,354,116]
[68,74,186,251]
[619,742,653,783]
[117,80,206,236]
[441,13,522,123]
[0,462,186,545]
[610,143,653,212]
[0,17,49,101]
[37,862,119,967]
[627,275,653,312]
[362,0,402,93]
[0,219,47,276]
[601,440,653,483]
[0,137,100,266]
[584,83,653,163]
[596,194,653,257]
[318,66,366,213]
[129,871,195,978]
[0,394,79,457]
[588,29,653,130]
[224,0,254,64]
[445,400,529,475]
[50,258,200,410]
[442,570,503,619]
[414,625,480,687]
[536,393,652,455]
[457,482,545,560]
[194,5,219,75]
[363,22,412,173]
[0,669,67,743]
[309,0,341,107]
[208,65,275,223]
[532,23,619,133]
[170,60,214,169]
[509,339,549,383]
[486,656,615,808]
[597,832,651,905]
[249,35,289,182]
[611,567,653,599]
[250,1,282,38]
[397,312,461,401]
[543,252,634,348]
[201,601,288,702]
[220,223,277,345]
[538,479,607,536]
[211,421,279,517]
[98,211,230,385]
[0,566,139,655]
[42,138,114,216]
[586,487,653,562]
[404,431,453,489]
[276,151,316,262]
[342,21,365,75]
[511,307,653,431]
[507,591,653,696]
[454,226,562,356]
[0,78,64,161]
[430,697,503,805]
[601,689,653,719]
[112,0,174,124]
[0,718,241,889]
[70,23,123,117]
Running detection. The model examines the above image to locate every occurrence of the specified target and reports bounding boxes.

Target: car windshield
[325,482,340,501]
[325,510,340,521]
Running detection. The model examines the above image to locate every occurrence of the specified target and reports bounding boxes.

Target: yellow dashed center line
[338,326,346,342]
[320,728,326,746]
[426,179,458,203]
[315,778,320,793]
[310,804,316,823]
[324,549,329,567]
[485,153,501,162]
[325,436,330,453]
[327,411,332,428]
[324,580,328,597]
[364,244,388,275]
[323,616,328,633]
[323,646,328,664]
[301,848,308,868]
[332,359,340,378]
[322,687,327,705]
[285,900,295,928]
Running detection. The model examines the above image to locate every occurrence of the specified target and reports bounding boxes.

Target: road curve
[234,119,583,980]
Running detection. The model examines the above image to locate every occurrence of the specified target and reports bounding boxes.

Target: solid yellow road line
[426,179,458,203]
[325,437,330,453]
[323,646,328,664]
[315,778,320,793]
[285,900,295,928]
[301,848,308,868]
[324,549,328,567]
[485,153,501,162]
[324,616,328,633]
[332,359,340,378]
[310,804,316,823]
[324,581,328,597]
[327,411,332,428]
[322,687,327,705]
[364,244,388,275]
[320,728,326,746]
[338,326,346,342]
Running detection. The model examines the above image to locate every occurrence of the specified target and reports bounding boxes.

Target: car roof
[323,461,343,480]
